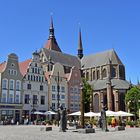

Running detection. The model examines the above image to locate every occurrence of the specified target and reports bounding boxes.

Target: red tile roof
[0,61,7,73]
[44,38,62,52]
[19,58,31,76]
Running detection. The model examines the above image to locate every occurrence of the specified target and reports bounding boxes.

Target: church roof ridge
[81,49,123,68]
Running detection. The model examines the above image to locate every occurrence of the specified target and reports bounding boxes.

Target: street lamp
[80,83,84,128]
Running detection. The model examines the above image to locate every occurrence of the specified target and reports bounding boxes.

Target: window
[9,93,14,103]
[52,94,55,100]
[28,75,30,80]
[38,69,40,74]
[33,95,38,104]
[36,76,38,81]
[35,63,37,67]
[39,76,41,82]
[41,96,45,105]
[25,94,29,104]
[61,86,65,93]
[119,66,125,79]
[97,70,100,79]
[9,80,14,90]
[40,85,43,91]
[35,68,37,73]
[15,93,20,103]
[16,81,21,91]
[52,103,55,109]
[52,85,56,92]
[2,79,7,89]
[112,66,116,78]
[92,71,95,80]
[27,84,31,90]
[32,68,34,73]
[1,92,7,103]
[61,95,65,100]
[14,70,17,75]
[86,72,89,80]
[31,75,33,81]
[102,69,107,78]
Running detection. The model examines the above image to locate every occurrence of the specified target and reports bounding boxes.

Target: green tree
[82,79,93,112]
[125,86,140,120]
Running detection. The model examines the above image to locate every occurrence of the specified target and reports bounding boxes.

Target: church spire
[49,16,55,39]
[44,16,62,52]
[77,28,83,59]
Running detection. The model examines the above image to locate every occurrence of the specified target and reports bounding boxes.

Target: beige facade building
[0,53,23,123]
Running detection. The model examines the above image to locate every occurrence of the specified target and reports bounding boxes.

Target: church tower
[44,16,62,52]
[77,28,83,59]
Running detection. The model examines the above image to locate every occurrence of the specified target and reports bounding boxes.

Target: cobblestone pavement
[0,125,140,140]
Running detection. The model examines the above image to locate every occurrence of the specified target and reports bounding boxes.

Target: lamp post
[80,83,84,128]
[56,72,60,127]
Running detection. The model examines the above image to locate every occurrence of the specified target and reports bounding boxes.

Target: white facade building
[19,52,48,121]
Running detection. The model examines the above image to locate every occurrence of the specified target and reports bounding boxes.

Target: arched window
[2,79,8,89]
[92,71,95,80]
[102,69,107,78]
[119,65,125,79]
[97,70,100,79]
[16,80,21,91]
[9,79,14,90]
[112,66,116,78]
[86,72,89,81]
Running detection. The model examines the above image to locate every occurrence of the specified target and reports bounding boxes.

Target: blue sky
[0,0,140,84]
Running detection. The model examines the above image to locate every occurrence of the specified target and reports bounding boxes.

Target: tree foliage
[82,78,93,112]
[125,86,140,118]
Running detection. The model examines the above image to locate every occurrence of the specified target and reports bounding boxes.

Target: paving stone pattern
[0,125,140,140]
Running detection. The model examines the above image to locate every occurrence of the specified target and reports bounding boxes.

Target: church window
[86,72,89,81]
[112,66,116,78]
[119,66,124,79]
[92,71,95,80]
[102,69,107,78]
[97,70,100,79]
